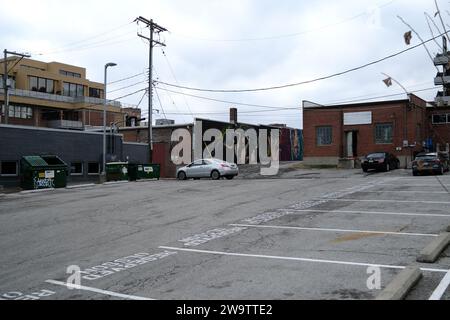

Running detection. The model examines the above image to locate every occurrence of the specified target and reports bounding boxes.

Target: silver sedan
[176,159,239,180]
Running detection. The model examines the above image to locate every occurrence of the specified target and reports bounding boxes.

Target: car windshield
[415,154,437,161]
[366,153,385,159]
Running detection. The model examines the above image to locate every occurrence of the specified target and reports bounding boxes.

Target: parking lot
[0,168,449,300]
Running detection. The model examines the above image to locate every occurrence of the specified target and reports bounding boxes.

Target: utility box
[20,155,68,190]
[137,164,160,180]
[105,162,129,181]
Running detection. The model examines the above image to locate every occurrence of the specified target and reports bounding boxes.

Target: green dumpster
[128,163,139,182]
[20,155,68,190]
[105,162,129,181]
[137,164,160,180]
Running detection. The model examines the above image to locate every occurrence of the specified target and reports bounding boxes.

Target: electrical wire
[153,86,168,119]
[33,22,135,56]
[108,79,147,94]
[154,85,300,110]
[160,48,195,118]
[155,31,446,93]
[108,71,146,85]
[170,0,396,42]
[156,85,437,116]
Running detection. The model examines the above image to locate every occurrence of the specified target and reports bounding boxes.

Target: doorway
[345,131,358,158]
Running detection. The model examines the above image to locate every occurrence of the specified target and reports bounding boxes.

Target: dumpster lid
[22,156,48,167]
[22,155,67,167]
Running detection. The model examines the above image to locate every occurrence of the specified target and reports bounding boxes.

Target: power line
[153,86,168,119]
[170,0,396,42]
[108,71,145,85]
[108,79,147,94]
[153,68,187,122]
[160,48,195,118]
[155,85,300,110]
[106,87,148,103]
[157,85,437,117]
[326,86,437,105]
[155,31,446,93]
[34,22,135,56]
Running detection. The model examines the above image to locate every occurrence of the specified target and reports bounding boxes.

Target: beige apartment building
[0,57,140,130]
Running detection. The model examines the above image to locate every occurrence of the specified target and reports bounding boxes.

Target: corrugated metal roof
[22,156,48,167]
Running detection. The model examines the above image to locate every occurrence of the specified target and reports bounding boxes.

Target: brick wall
[303,97,428,166]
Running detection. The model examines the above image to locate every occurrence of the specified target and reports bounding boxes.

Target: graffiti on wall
[280,128,303,161]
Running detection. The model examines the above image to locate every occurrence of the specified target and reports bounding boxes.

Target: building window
[1,74,16,89]
[1,105,33,119]
[87,162,100,175]
[432,114,449,124]
[70,162,83,176]
[0,161,18,176]
[60,70,81,78]
[28,76,54,94]
[375,123,393,144]
[63,82,85,97]
[316,126,332,146]
[89,87,103,98]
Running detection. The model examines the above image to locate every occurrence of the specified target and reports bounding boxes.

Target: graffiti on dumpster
[33,177,55,189]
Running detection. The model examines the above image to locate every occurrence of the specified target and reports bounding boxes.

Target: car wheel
[177,171,187,180]
[225,176,234,180]
[362,168,368,173]
[211,170,220,180]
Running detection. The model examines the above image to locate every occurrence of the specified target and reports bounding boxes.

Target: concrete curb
[136,179,159,183]
[103,180,129,186]
[376,267,422,300]
[20,188,55,194]
[416,232,450,263]
[66,183,96,189]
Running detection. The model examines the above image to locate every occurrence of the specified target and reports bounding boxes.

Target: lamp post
[101,62,117,181]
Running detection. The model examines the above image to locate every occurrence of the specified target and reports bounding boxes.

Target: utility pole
[2,50,30,124]
[135,17,167,163]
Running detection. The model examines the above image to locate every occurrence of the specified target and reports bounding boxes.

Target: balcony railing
[0,88,121,107]
[47,120,84,130]
[434,73,450,85]
[434,53,450,66]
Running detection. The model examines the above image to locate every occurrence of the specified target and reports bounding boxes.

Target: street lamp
[101,62,117,180]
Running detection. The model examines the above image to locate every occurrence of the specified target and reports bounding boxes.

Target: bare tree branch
[434,0,450,41]
[397,15,440,72]
[425,12,444,50]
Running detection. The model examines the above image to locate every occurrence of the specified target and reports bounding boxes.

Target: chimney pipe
[230,107,237,124]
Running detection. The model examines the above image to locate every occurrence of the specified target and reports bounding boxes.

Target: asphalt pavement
[0,168,449,300]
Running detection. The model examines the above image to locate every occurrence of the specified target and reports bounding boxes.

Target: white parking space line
[291,209,450,218]
[325,199,450,205]
[159,246,448,273]
[45,280,154,300]
[429,270,450,300]
[229,224,438,238]
[376,184,450,187]
[359,190,449,194]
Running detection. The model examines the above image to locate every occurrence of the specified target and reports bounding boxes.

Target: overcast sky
[0,0,448,128]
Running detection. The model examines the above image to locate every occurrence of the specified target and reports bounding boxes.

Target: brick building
[119,109,303,178]
[302,94,436,168]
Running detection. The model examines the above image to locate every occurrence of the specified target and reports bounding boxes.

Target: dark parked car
[412,152,449,176]
[361,152,400,172]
